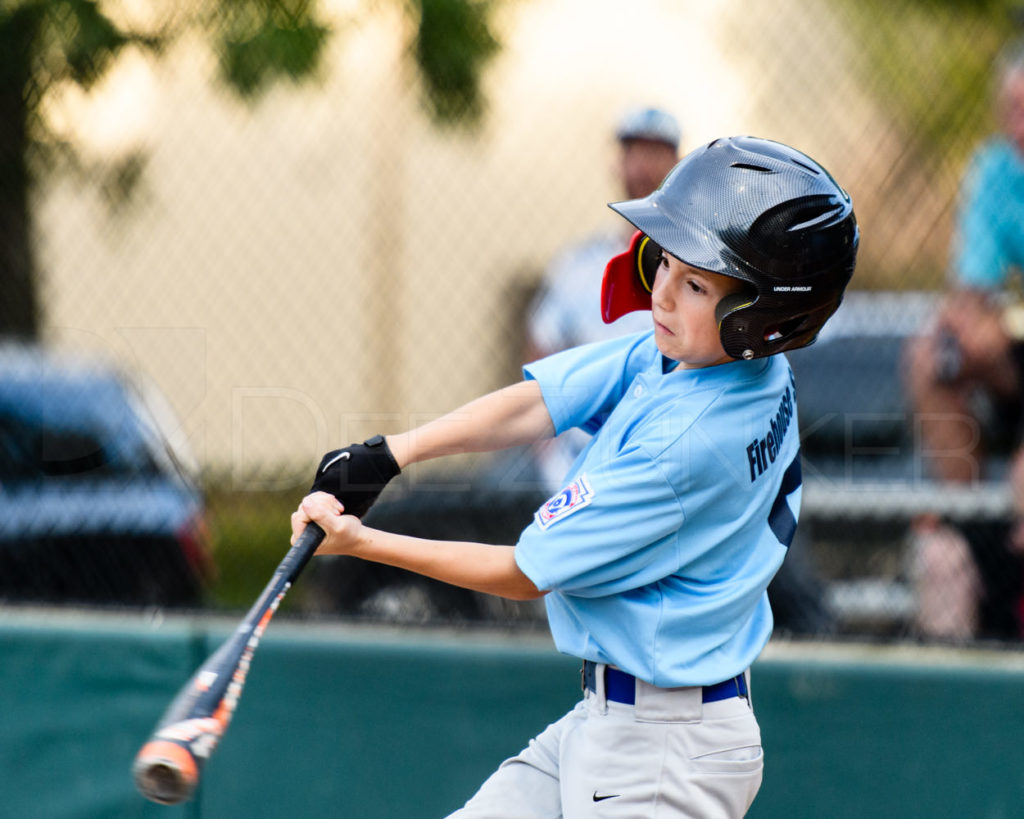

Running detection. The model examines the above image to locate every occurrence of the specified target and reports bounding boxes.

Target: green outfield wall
[2,610,1023,818]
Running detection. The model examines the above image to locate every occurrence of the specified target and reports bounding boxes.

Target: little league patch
[535,475,594,530]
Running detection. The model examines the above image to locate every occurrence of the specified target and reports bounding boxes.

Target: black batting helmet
[601,136,858,360]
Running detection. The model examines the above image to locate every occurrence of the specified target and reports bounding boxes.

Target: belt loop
[595,663,609,713]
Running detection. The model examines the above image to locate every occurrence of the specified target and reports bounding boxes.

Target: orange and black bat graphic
[133,523,325,804]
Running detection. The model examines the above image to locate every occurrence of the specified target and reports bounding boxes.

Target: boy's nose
[651,275,672,310]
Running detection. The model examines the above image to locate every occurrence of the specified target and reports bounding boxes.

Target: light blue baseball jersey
[952,138,1024,290]
[515,331,801,688]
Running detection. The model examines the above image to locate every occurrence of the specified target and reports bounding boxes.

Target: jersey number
[768,454,801,548]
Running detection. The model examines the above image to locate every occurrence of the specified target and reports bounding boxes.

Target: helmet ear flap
[715,290,756,328]
[601,231,662,323]
[716,289,759,360]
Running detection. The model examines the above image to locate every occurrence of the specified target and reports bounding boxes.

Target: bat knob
[133,740,199,805]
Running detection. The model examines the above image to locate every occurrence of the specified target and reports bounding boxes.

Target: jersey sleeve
[514,442,685,597]
[523,332,655,436]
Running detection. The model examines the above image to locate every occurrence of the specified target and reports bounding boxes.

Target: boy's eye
[687,279,706,294]
[658,252,669,268]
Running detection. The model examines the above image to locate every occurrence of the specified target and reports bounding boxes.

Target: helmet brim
[608,197,750,284]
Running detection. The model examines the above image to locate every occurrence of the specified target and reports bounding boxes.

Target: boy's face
[650,252,747,369]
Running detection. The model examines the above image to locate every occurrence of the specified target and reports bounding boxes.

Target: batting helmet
[601,136,858,360]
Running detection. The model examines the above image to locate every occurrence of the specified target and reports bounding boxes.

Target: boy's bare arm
[293,492,545,600]
[385,380,554,469]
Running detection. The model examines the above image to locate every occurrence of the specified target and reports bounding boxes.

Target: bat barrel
[133,739,200,805]
[132,523,325,804]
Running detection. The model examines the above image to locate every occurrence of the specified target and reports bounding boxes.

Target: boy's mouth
[653,318,675,336]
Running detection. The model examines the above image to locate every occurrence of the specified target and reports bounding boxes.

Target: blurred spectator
[525,105,682,363]
[905,40,1024,640]
[522,106,682,488]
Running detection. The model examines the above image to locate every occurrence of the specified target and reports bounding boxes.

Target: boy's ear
[601,231,659,323]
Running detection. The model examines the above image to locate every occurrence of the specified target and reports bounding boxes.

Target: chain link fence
[3,0,1024,645]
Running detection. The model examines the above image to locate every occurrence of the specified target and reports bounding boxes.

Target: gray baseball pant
[446,664,763,818]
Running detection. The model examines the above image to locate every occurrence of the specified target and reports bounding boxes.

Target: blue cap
[615,107,681,150]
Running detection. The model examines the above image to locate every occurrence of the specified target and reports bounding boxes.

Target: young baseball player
[294,135,858,818]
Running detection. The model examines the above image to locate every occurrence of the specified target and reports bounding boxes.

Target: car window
[0,413,114,479]
[0,375,163,482]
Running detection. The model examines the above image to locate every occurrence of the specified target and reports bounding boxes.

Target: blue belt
[582,660,747,705]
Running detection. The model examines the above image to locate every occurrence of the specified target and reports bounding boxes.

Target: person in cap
[523,106,682,489]
[527,106,682,362]
[293,135,858,818]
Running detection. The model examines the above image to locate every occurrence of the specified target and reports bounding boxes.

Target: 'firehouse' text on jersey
[746,386,794,482]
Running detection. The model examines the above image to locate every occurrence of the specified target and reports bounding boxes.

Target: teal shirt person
[952,138,1024,290]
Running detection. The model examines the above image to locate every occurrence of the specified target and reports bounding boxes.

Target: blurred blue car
[0,344,212,607]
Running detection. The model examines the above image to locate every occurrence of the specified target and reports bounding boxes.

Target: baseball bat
[132,522,325,805]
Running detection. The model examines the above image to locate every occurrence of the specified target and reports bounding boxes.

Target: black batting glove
[309,434,401,518]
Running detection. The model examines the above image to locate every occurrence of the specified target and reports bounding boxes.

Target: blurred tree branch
[0,0,502,338]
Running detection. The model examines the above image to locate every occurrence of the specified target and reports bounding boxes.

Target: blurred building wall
[28,0,954,480]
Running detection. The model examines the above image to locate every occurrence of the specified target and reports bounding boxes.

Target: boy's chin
[656,341,736,370]
[653,336,677,360]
